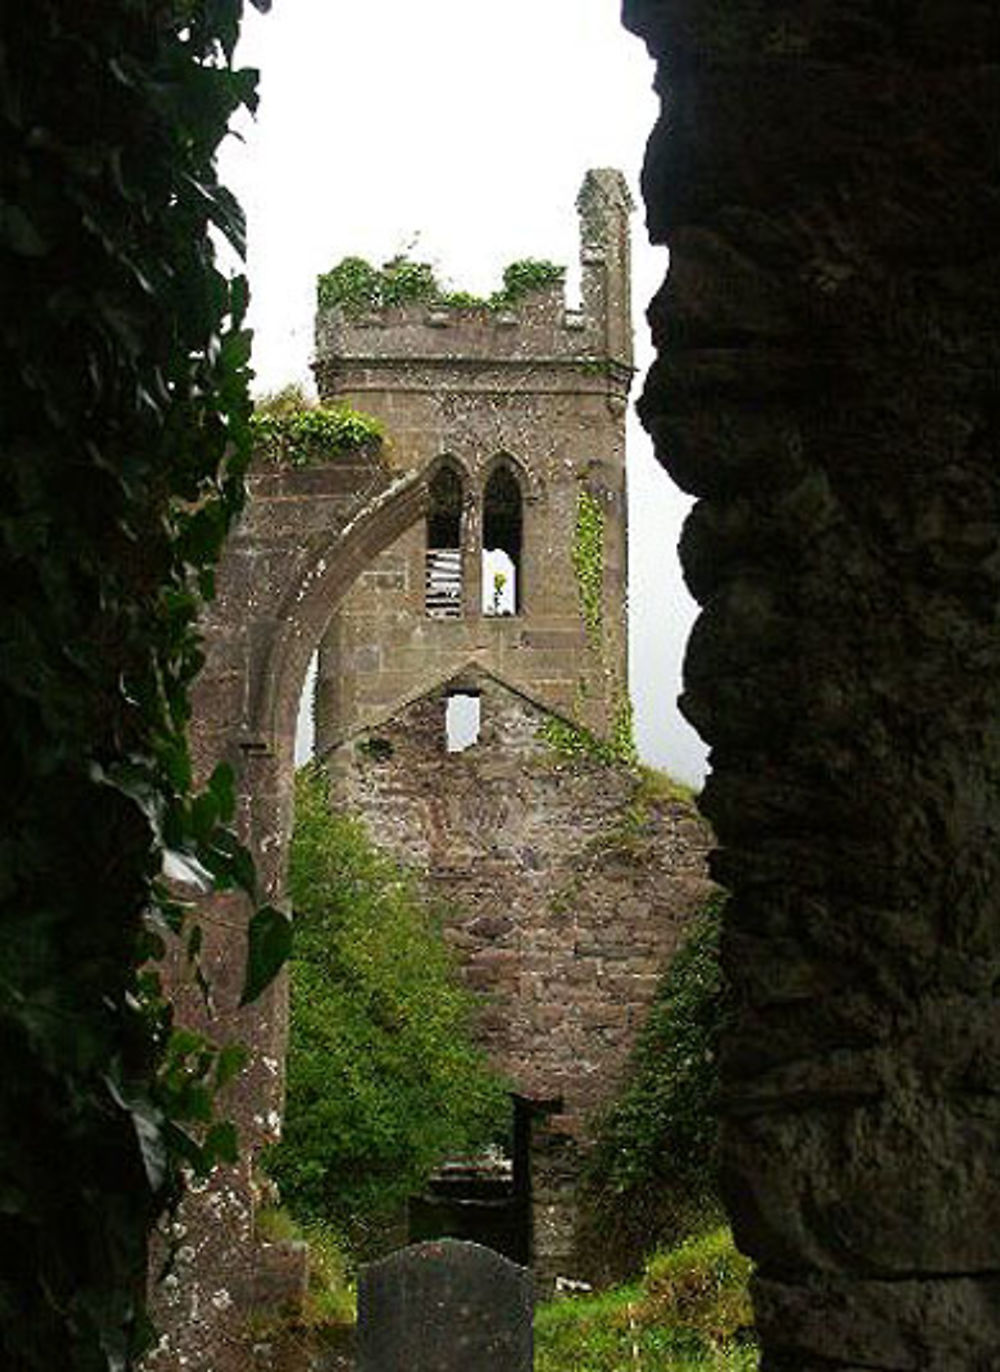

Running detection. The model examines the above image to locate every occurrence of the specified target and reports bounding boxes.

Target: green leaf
[204,1120,239,1166]
[0,202,48,256]
[214,1042,249,1090]
[240,905,292,1005]
[207,762,236,824]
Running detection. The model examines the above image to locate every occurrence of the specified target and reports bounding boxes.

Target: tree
[265,767,509,1257]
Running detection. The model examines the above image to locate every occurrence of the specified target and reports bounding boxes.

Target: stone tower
[311,168,634,752]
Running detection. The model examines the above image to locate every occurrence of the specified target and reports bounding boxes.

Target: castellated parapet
[311,169,635,748]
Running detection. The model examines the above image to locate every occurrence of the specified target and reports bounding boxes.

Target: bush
[250,402,383,467]
[535,1226,755,1372]
[316,254,565,316]
[582,893,730,1274]
[264,766,509,1257]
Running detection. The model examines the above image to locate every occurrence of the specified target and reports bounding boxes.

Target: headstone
[357,1239,533,1372]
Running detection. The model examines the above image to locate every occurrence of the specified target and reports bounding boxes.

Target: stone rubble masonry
[325,672,714,1123]
[624,1,1000,1368]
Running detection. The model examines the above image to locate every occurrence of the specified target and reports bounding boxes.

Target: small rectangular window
[445,693,481,752]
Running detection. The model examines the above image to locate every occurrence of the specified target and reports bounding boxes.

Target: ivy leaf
[240,905,292,1006]
[0,202,48,256]
[214,1042,248,1090]
[203,1120,238,1166]
[207,762,236,824]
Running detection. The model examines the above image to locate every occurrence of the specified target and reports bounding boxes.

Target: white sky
[220,0,708,786]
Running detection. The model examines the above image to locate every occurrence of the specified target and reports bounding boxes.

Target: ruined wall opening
[482,462,522,616]
[445,691,481,752]
[425,461,464,619]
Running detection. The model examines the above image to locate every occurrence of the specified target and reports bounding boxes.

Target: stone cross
[356,1239,533,1371]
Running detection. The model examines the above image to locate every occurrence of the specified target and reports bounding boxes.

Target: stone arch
[482,448,540,502]
[251,469,429,775]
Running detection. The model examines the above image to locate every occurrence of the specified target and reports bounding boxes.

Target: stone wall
[624,2,1000,1367]
[323,671,713,1284]
[325,673,712,1124]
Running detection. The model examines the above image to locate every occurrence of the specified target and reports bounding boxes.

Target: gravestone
[357,1239,533,1371]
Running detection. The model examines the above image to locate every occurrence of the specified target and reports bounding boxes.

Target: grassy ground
[534,1227,756,1371]
[252,1211,757,1370]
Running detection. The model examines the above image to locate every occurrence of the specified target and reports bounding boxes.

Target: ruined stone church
[158,169,712,1368]
[310,167,709,1125]
[308,166,713,1280]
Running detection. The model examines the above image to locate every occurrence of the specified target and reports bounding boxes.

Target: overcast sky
[219,0,709,785]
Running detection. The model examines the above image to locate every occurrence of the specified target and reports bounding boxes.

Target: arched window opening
[482,464,522,616]
[426,464,464,618]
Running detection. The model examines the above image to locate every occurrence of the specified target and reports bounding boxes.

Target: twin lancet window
[425,462,523,619]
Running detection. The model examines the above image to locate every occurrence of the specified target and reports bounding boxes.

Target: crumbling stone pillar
[624,3,1000,1368]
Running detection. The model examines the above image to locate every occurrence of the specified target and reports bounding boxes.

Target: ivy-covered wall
[0,3,271,1366]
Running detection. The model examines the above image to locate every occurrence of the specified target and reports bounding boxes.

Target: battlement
[313,169,634,376]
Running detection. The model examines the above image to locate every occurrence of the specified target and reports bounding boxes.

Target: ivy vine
[573,490,606,643]
[317,254,565,317]
[537,710,635,770]
[0,2,286,1367]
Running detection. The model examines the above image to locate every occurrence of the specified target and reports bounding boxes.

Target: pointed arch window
[425,463,464,618]
[482,463,522,616]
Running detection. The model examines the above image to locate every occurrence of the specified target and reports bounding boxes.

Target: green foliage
[254,382,314,416]
[611,697,639,769]
[438,289,490,309]
[317,254,439,314]
[583,895,730,1271]
[573,491,606,641]
[317,254,565,317]
[535,1227,755,1372]
[264,767,509,1258]
[251,403,384,467]
[537,711,636,770]
[0,1,282,1366]
[498,257,565,302]
[255,1209,356,1327]
[634,763,699,808]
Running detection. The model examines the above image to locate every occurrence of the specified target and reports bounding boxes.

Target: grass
[634,763,699,809]
[249,1211,756,1371]
[534,1227,756,1371]
[255,1207,356,1327]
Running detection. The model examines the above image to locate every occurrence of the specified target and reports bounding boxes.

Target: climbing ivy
[317,254,565,317]
[583,894,731,1272]
[573,490,606,642]
[251,404,384,467]
[538,710,636,770]
[316,254,439,314]
[0,2,285,1367]
[611,697,640,769]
